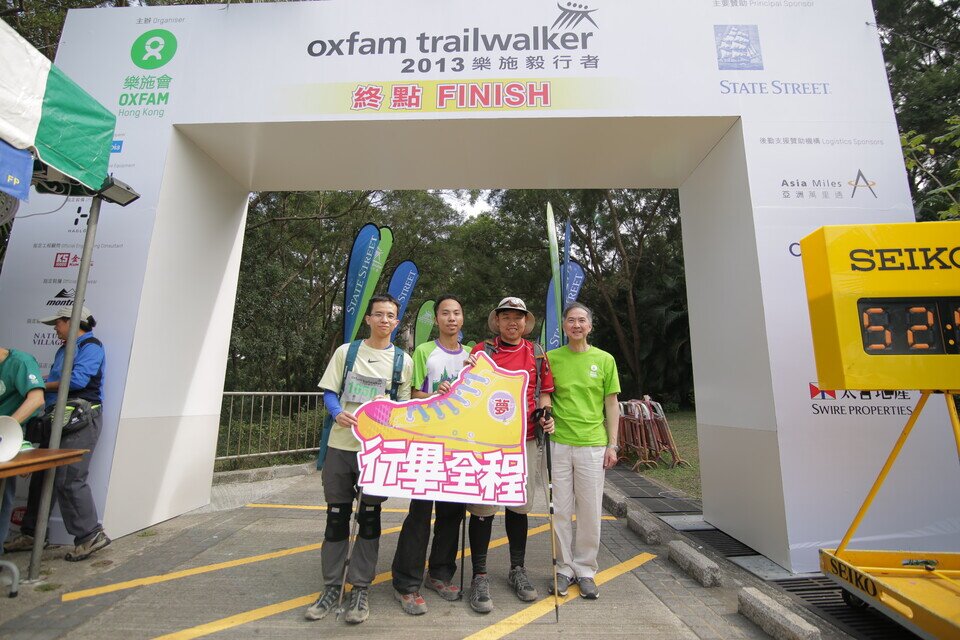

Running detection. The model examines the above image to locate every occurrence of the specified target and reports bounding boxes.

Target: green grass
[626,410,702,500]
[35,583,62,592]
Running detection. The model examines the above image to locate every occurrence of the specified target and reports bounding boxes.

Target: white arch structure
[0,1,956,573]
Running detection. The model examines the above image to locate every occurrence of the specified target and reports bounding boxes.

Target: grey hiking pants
[22,412,103,545]
[320,447,387,588]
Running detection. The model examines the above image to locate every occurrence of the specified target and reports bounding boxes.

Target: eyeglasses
[371,312,397,321]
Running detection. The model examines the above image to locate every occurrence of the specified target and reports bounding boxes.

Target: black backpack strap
[483,339,497,357]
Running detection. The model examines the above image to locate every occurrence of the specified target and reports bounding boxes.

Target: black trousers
[391,499,465,593]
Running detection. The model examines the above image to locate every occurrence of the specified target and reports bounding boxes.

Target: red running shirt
[471,337,555,440]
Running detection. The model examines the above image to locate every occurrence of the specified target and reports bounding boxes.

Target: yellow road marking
[463,552,656,640]
[246,503,615,520]
[62,524,401,602]
[150,526,553,639]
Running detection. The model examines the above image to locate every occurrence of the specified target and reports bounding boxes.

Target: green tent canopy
[0,19,116,192]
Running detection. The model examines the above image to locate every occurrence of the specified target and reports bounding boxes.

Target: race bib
[341,371,387,405]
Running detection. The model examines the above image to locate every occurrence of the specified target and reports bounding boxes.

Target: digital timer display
[858,297,960,355]
[801,221,960,390]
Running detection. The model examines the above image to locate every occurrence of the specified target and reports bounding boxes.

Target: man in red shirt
[466,297,554,613]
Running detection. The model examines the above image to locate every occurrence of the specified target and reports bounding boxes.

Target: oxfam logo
[131,29,177,69]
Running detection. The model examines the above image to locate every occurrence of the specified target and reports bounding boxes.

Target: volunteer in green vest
[545,302,621,600]
[0,346,45,554]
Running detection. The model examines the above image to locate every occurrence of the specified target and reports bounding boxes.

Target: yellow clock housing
[801,221,960,390]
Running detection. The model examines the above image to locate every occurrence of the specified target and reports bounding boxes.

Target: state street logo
[715,25,762,70]
[552,2,598,30]
[131,29,178,70]
[849,169,878,198]
[46,288,75,307]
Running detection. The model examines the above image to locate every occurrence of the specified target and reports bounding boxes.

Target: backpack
[316,340,405,470]
[482,339,548,403]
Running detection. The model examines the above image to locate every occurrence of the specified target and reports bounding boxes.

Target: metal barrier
[217,392,324,462]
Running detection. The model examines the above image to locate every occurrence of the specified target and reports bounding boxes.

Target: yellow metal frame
[821,391,960,640]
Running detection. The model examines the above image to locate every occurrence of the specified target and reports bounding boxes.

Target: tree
[874,0,960,219]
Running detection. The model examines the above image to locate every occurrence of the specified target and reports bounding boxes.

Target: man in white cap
[464,297,554,613]
[4,305,110,561]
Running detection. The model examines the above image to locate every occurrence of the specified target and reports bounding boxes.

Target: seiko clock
[801,221,960,390]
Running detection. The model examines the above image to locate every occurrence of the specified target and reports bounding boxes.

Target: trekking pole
[336,485,364,620]
[458,505,466,601]
[542,409,560,623]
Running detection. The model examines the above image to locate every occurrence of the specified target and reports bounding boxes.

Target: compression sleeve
[323,390,342,418]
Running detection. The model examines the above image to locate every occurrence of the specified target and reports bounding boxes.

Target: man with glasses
[304,294,413,625]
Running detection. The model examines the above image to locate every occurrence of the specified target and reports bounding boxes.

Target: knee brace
[357,502,381,540]
[324,502,352,542]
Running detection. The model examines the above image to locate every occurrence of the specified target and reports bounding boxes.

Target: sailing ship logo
[714,25,763,71]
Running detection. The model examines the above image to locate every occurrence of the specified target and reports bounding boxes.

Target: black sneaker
[304,585,341,620]
[577,576,600,600]
[344,587,370,624]
[469,574,493,613]
[65,531,110,562]
[507,566,538,602]
[548,573,574,597]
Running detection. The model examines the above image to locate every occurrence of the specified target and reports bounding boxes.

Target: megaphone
[0,415,24,462]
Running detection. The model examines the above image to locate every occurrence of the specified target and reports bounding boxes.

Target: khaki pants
[467,440,543,517]
[550,442,605,579]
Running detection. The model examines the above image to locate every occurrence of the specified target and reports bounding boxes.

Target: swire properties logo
[808,382,913,416]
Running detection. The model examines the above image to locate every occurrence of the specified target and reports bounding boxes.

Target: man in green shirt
[0,347,45,553]
[545,302,620,600]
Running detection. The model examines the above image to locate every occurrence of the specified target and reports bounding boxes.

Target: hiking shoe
[508,566,538,602]
[469,574,493,613]
[305,585,341,620]
[395,589,428,615]
[547,573,574,597]
[64,531,110,562]
[344,587,370,624]
[577,576,600,600]
[426,575,461,601]
[3,533,44,553]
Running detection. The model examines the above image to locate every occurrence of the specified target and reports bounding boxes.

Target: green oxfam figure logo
[131,29,178,69]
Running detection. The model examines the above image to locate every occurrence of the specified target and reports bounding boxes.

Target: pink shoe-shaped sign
[352,351,529,505]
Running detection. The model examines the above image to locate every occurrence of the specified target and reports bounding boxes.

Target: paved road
[0,472,769,639]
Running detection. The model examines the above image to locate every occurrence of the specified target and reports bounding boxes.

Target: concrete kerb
[667,539,722,587]
[603,478,849,639]
[213,461,316,485]
[739,587,822,640]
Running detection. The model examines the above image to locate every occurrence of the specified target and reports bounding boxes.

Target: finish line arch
[0,1,956,573]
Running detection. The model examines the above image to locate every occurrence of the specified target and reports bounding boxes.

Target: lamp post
[27,176,139,581]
